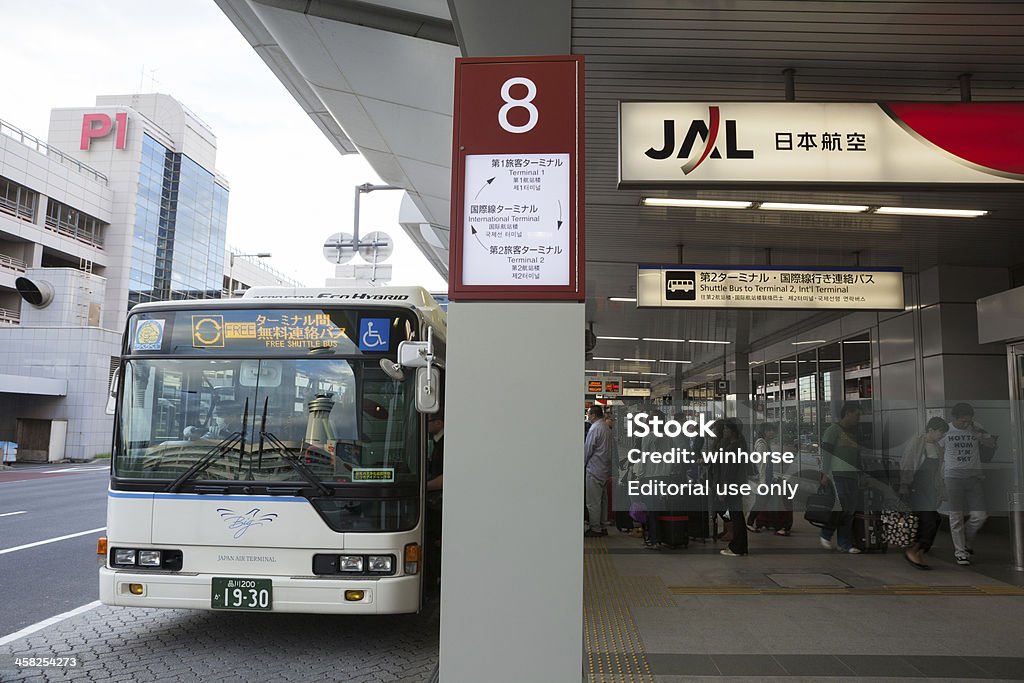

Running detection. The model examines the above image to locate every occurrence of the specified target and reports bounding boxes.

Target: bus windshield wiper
[256,400,331,498]
[166,399,249,493]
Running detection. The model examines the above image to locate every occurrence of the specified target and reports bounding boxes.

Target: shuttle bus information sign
[450,55,584,301]
[638,265,904,310]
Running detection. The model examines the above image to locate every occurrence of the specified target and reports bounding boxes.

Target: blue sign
[358,318,391,351]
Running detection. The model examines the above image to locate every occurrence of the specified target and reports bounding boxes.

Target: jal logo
[217,508,278,539]
[644,106,753,174]
[80,112,128,151]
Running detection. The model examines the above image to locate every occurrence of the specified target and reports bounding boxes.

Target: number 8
[499,77,538,134]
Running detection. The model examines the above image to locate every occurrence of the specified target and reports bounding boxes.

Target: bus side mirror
[105,370,119,416]
[415,367,441,413]
[397,340,431,368]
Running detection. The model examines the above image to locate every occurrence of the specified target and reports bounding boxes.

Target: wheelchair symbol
[361,321,386,348]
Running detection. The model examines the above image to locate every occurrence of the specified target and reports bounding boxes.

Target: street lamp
[227,252,272,296]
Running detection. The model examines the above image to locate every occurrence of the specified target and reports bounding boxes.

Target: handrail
[0,118,108,185]
[43,215,104,249]
[0,253,27,272]
[0,307,20,324]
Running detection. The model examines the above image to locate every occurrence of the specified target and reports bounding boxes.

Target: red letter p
[81,114,112,150]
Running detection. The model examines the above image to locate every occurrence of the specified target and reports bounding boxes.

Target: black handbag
[804,481,837,528]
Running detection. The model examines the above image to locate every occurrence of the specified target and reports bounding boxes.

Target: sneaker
[720,548,746,557]
[819,537,834,551]
[746,524,761,533]
[775,529,791,537]
[955,551,971,566]
[841,547,862,554]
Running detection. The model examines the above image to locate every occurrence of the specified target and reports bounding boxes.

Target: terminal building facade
[0,95,299,462]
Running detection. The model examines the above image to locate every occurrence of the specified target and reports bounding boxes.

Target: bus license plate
[211,577,272,611]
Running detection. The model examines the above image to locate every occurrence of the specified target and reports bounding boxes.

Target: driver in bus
[184,401,242,440]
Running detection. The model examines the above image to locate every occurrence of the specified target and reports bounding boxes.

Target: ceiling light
[760,202,868,213]
[596,336,639,341]
[619,371,641,375]
[623,358,657,362]
[593,357,621,361]
[688,339,731,345]
[586,369,610,374]
[608,297,637,302]
[660,359,692,364]
[843,339,871,343]
[642,337,687,343]
[642,197,753,209]
[791,340,826,345]
[641,372,669,376]
[876,206,987,218]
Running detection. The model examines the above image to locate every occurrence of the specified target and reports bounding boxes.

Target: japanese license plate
[211,577,272,611]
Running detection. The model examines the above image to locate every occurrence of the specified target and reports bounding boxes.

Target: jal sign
[619,102,1024,184]
[450,56,584,301]
[81,112,129,151]
[637,265,905,310]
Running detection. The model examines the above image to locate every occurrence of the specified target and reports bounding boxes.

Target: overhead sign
[638,266,904,310]
[619,102,1024,184]
[584,375,622,396]
[450,56,585,301]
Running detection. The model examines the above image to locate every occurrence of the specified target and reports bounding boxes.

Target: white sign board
[462,153,571,286]
[619,102,1024,184]
[638,266,904,310]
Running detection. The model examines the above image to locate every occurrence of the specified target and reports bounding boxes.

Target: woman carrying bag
[898,417,950,569]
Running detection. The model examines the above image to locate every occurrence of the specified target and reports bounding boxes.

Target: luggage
[881,508,918,548]
[655,513,689,548]
[853,488,887,553]
[804,483,838,528]
[615,510,635,531]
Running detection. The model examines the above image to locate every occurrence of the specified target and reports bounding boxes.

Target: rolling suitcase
[853,487,887,553]
[655,514,689,548]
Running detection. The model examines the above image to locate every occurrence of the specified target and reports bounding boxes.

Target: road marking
[41,467,76,473]
[0,510,27,518]
[0,527,106,555]
[0,600,102,647]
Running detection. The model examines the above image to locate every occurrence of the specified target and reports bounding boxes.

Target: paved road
[0,463,440,682]
[0,465,109,633]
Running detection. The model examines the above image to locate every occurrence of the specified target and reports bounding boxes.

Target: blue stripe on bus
[108,491,307,503]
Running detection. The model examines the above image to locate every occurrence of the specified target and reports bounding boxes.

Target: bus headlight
[114,549,137,565]
[367,556,393,573]
[339,555,364,572]
[138,550,162,567]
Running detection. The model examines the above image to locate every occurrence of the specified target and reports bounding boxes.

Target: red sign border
[449,55,585,302]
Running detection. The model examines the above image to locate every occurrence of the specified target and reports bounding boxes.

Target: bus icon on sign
[667,279,694,293]
[665,270,697,301]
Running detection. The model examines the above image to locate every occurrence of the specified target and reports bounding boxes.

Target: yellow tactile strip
[668,584,1024,597]
[583,536,671,683]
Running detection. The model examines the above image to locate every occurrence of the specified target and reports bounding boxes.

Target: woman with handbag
[899,416,949,569]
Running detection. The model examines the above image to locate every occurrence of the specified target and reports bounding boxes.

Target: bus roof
[128,286,446,334]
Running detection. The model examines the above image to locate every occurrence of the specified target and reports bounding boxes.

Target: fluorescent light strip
[843,339,871,343]
[760,202,868,213]
[623,358,657,362]
[596,336,639,341]
[660,359,692,364]
[586,369,610,374]
[791,340,826,345]
[689,339,731,345]
[619,371,642,375]
[592,357,621,361]
[876,206,987,218]
[642,337,687,343]
[608,297,637,302]
[642,197,752,209]
[641,372,669,376]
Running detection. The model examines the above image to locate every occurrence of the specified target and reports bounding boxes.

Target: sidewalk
[584,517,1024,681]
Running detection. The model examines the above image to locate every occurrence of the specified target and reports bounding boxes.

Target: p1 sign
[81,112,128,151]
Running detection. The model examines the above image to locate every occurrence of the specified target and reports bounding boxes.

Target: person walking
[715,417,750,557]
[584,405,613,537]
[819,402,863,554]
[943,403,995,566]
[899,416,949,570]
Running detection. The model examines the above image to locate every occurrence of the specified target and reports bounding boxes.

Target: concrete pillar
[440,301,584,683]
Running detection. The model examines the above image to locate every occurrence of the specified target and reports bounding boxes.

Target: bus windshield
[115,357,419,486]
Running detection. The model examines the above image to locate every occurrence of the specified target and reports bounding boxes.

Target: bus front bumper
[99,567,421,614]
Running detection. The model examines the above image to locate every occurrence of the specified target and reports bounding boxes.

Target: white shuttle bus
[100,287,445,614]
